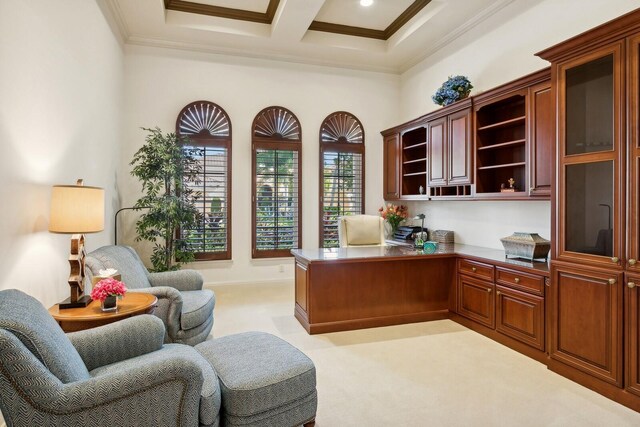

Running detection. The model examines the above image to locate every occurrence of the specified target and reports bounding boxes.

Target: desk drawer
[496,267,544,296]
[458,258,494,281]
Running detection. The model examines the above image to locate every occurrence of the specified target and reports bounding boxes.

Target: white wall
[398,0,640,249]
[121,46,400,285]
[0,0,124,305]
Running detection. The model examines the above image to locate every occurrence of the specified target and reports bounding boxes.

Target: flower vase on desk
[101,295,118,312]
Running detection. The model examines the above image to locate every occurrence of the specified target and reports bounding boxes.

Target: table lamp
[49,179,105,309]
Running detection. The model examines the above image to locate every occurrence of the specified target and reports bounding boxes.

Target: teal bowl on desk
[423,241,438,254]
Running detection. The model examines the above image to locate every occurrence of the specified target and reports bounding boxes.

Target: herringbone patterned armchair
[0,289,220,427]
[85,245,215,346]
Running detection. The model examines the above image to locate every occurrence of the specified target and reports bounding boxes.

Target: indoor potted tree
[130,127,203,271]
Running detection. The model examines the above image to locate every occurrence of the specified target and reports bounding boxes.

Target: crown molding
[100,0,131,44]
[125,35,401,74]
[399,0,516,72]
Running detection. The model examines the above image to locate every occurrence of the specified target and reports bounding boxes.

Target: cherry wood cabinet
[427,100,473,191]
[457,274,495,329]
[527,80,553,197]
[473,68,551,199]
[495,285,544,351]
[626,273,640,396]
[549,263,623,386]
[628,33,640,273]
[456,259,547,352]
[537,8,640,412]
[383,133,401,200]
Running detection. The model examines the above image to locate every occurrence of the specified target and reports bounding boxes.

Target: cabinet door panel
[496,285,544,351]
[628,34,640,272]
[448,109,472,184]
[627,273,640,396]
[557,43,624,268]
[383,134,401,199]
[550,264,623,386]
[457,274,494,328]
[528,81,552,196]
[428,118,447,187]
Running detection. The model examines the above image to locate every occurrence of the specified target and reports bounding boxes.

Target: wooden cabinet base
[295,256,455,335]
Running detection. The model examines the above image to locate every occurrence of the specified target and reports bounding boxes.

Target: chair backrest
[337,215,386,247]
[85,245,152,290]
[0,289,90,383]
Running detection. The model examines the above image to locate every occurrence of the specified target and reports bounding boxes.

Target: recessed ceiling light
[360,0,373,7]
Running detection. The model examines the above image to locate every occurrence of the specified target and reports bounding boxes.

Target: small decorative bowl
[423,241,438,254]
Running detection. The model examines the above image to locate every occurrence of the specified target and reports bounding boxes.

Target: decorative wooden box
[500,232,550,261]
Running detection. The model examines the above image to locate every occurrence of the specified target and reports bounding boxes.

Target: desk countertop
[291,243,550,275]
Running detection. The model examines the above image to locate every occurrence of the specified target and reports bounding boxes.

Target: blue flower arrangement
[432,75,473,107]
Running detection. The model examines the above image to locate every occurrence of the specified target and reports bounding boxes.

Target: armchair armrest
[67,315,165,371]
[49,357,202,426]
[148,269,204,291]
[133,287,183,340]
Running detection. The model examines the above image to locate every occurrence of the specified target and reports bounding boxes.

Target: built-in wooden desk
[292,244,549,337]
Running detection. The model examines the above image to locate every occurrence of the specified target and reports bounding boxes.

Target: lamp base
[58,295,92,309]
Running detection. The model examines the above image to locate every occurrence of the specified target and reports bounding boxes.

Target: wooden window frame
[251,106,302,258]
[176,100,232,261]
[319,111,366,248]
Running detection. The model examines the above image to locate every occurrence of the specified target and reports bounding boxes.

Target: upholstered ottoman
[195,332,317,427]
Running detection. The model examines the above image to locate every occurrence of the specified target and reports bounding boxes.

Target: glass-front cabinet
[558,43,624,268]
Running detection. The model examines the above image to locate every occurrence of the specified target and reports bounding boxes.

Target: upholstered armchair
[0,289,219,427]
[85,245,214,346]
[337,215,386,247]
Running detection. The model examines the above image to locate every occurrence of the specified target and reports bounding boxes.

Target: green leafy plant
[130,127,203,271]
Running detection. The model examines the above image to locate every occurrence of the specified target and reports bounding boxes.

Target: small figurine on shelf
[419,185,424,195]
[501,177,516,193]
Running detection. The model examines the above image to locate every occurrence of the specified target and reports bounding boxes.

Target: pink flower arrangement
[378,204,408,230]
[90,278,127,302]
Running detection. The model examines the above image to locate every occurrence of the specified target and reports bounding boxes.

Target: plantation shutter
[176,101,232,260]
[320,112,365,248]
[252,106,302,258]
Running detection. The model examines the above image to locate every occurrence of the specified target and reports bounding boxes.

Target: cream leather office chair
[337,215,386,247]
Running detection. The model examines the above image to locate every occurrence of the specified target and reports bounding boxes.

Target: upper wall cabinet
[381,69,551,201]
[472,69,551,199]
[427,98,473,198]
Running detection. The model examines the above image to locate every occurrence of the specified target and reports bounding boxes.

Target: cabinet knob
[514,277,520,283]
[608,278,617,285]
[529,187,534,192]
[487,288,492,293]
[496,290,501,295]
[629,259,637,266]
[471,267,477,272]
[611,257,619,263]
[629,282,637,289]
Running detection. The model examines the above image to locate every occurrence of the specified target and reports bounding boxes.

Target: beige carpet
[209,282,640,426]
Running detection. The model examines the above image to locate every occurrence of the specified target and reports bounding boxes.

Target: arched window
[176,100,231,260]
[319,111,365,248]
[252,106,302,258]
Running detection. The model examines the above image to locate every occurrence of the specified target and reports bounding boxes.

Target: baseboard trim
[204,278,294,288]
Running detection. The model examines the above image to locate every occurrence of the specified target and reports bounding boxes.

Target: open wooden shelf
[401,127,428,196]
[403,141,427,150]
[403,157,427,164]
[478,162,526,171]
[475,94,527,195]
[477,139,526,151]
[477,115,526,131]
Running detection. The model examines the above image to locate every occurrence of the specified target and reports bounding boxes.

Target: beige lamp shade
[49,181,105,234]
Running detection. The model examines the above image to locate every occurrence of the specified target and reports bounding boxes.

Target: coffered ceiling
[107,0,518,73]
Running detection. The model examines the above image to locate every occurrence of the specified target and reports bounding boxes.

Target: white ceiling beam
[270,0,326,42]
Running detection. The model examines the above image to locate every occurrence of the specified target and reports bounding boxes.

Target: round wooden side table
[49,292,158,333]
